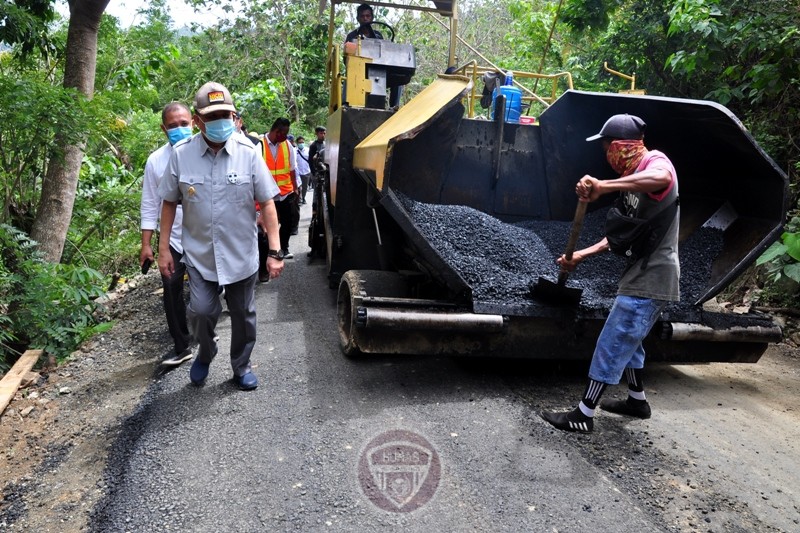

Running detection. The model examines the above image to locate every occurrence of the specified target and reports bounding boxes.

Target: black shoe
[540,410,593,433]
[258,272,270,283]
[161,348,193,367]
[282,249,294,259]
[600,398,652,419]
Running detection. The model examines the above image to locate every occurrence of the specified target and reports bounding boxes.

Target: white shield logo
[358,429,441,513]
[367,441,431,509]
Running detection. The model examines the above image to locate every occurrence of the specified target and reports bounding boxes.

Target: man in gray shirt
[158,81,285,390]
[541,114,679,432]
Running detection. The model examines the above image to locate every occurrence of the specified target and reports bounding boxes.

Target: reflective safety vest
[263,139,293,195]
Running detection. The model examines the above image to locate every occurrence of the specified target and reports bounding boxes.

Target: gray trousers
[186,266,258,377]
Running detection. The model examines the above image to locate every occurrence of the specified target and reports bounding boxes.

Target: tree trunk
[30,0,109,262]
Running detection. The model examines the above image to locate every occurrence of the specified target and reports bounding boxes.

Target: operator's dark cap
[586,114,646,142]
[315,126,327,133]
[193,81,236,115]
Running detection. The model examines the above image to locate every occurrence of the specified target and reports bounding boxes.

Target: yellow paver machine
[309,1,788,361]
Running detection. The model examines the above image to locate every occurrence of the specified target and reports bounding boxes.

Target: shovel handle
[564,199,588,261]
[557,194,590,287]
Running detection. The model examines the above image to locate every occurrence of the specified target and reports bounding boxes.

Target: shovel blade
[529,276,583,306]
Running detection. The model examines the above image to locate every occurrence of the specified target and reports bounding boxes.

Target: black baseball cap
[586,114,646,142]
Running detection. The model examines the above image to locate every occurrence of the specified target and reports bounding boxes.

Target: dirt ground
[0,275,169,532]
[1,273,799,532]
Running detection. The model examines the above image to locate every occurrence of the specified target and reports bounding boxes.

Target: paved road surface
[89,199,800,532]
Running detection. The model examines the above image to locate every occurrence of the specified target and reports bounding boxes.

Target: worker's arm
[577,168,673,202]
[157,201,178,277]
[557,237,610,272]
[344,41,358,55]
[258,199,284,279]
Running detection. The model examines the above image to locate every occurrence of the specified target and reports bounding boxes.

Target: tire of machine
[337,270,409,358]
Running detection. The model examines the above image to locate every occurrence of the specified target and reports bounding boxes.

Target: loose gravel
[397,194,721,312]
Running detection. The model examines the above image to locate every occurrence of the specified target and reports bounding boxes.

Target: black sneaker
[282,249,294,259]
[600,398,652,419]
[161,348,193,367]
[540,410,593,433]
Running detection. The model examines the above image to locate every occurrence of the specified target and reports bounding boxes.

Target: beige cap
[193,81,236,115]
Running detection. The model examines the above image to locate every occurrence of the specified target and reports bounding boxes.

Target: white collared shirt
[141,142,183,253]
[295,145,311,176]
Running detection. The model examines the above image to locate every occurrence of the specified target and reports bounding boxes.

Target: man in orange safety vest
[259,118,299,268]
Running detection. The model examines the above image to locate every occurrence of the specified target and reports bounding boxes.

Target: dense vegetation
[0,0,798,369]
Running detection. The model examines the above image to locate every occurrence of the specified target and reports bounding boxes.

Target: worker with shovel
[541,113,680,433]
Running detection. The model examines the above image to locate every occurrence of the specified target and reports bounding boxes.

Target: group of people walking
[139,81,325,391]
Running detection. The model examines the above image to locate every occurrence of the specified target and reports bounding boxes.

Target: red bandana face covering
[606,140,647,176]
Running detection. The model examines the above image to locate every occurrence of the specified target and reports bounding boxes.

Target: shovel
[530,197,589,306]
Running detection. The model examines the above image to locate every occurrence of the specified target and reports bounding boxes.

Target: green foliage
[63,153,142,274]
[234,79,286,135]
[0,73,92,231]
[562,0,611,31]
[665,0,799,170]
[755,215,800,306]
[116,109,165,171]
[0,0,58,60]
[0,224,112,370]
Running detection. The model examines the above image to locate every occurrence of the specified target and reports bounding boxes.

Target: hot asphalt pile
[398,196,722,312]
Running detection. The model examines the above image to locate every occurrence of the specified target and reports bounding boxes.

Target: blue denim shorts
[588,295,667,384]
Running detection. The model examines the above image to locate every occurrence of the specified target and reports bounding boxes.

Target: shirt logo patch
[208,91,225,103]
[227,173,239,184]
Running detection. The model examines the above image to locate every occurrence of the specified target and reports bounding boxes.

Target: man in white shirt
[139,102,194,367]
[294,135,312,205]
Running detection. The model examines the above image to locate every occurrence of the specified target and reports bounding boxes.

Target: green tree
[30,0,111,263]
[666,0,800,173]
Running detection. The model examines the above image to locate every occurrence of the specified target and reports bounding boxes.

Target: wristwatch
[267,249,284,261]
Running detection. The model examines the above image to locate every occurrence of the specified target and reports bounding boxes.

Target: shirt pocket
[179,175,205,203]
[225,171,253,205]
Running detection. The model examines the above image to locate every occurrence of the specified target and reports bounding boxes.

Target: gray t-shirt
[158,133,279,285]
[617,151,680,302]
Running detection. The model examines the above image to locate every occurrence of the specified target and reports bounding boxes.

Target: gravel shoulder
[0,274,168,532]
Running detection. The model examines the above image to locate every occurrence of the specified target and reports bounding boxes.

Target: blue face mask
[166,126,192,145]
[201,117,235,143]
[297,143,305,151]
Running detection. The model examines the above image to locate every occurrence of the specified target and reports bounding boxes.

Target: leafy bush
[0,224,113,372]
[61,152,142,274]
[0,73,92,231]
[755,214,800,307]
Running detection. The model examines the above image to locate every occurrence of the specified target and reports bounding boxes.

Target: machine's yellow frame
[322,0,574,117]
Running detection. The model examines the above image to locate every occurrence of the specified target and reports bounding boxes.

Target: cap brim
[585,133,604,142]
[196,103,236,115]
